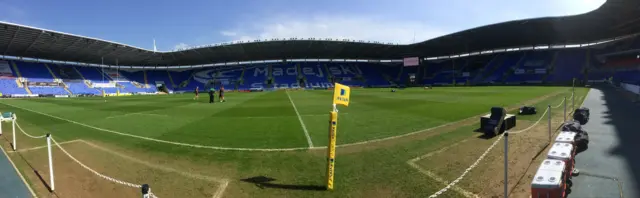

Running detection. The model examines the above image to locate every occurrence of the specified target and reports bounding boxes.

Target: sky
[0,0,606,52]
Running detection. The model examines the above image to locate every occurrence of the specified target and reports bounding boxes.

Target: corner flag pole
[326,83,350,191]
[326,103,338,190]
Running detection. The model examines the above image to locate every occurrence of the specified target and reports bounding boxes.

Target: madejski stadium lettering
[253,65,360,77]
[250,82,334,89]
[193,69,238,85]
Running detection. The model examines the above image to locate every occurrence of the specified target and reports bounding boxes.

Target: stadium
[0,0,639,197]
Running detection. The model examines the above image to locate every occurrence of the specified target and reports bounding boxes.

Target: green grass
[0,86,588,198]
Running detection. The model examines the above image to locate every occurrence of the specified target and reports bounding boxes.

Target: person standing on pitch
[219,85,225,102]
[208,87,215,103]
[194,86,200,100]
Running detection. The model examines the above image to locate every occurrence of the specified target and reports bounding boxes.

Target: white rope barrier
[15,122,46,139]
[551,97,566,109]
[428,95,571,197]
[50,137,143,189]
[508,107,549,135]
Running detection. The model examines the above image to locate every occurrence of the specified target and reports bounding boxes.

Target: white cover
[539,159,566,172]
[547,143,573,161]
[555,131,577,143]
[531,169,563,189]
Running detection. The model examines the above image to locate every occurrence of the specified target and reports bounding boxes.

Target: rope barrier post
[0,115,3,136]
[564,96,567,122]
[503,132,509,198]
[572,92,575,111]
[572,78,575,111]
[12,114,16,151]
[548,105,551,143]
[47,133,55,192]
[141,184,150,198]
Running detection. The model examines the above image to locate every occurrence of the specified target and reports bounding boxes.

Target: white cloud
[220,31,237,37]
[216,0,606,45]
[219,15,449,44]
[174,43,189,50]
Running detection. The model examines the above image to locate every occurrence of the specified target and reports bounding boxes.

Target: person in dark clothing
[208,88,215,103]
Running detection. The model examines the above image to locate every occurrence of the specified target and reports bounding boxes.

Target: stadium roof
[1,0,640,67]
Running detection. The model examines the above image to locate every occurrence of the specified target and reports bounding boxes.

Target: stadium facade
[0,0,639,97]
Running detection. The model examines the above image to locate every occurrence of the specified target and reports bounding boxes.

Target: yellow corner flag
[332,83,350,107]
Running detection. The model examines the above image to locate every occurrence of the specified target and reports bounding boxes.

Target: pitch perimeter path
[0,143,34,198]
[571,86,640,198]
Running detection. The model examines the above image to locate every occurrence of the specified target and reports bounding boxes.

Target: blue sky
[0,0,605,52]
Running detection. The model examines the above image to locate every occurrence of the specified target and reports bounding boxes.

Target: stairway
[10,61,31,94]
[166,70,176,88]
[581,50,591,82]
[479,55,507,83]
[44,64,72,95]
[501,52,528,82]
[238,66,246,89]
[72,67,93,88]
[143,70,149,88]
[542,51,560,82]
[396,66,403,81]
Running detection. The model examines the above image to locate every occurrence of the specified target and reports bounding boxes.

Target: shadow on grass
[240,176,326,191]
[1,135,58,196]
[472,128,500,140]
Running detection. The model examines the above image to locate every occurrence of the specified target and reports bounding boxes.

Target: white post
[548,105,551,142]
[503,132,509,198]
[47,134,55,191]
[0,117,3,136]
[12,115,16,151]
[572,90,575,111]
[564,96,567,122]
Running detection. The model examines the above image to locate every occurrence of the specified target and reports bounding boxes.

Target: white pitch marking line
[285,91,314,148]
[106,112,167,119]
[7,139,82,153]
[406,138,478,198]
[78,140,229,198]
[0,102,310,152]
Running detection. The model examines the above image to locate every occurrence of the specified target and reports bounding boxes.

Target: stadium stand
[0,47,638,96]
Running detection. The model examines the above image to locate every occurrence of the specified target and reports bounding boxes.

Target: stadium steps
[501,52,528,82]
[166,70,176,88]
[143,70,149,88]
[95,67,112,81]
[71,67,95,88]
[323,64,332,82]
[542,51,560,82]
[396,66,403,81]
[472,55,498,82]
[9,61,23,78]
[44,64,73,95]
[295,63,307,86]
[421,63,429,80]
[353,65,366,85]
[581,49,591,81]
[14,78,23,88]
[10,61,31,94]
[72,67,87,81]
[238,66,246,90]
[481,54,506,80]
